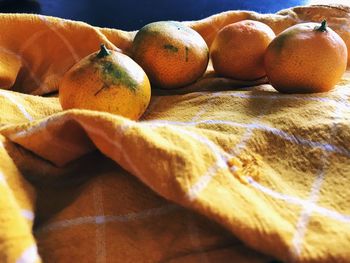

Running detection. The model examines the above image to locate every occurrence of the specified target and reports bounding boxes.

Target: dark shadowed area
[0,0,306,30]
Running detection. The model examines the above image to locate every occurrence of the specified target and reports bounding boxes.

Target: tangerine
[59,44,151,120]
[132,21,209,89]
[210,20,276,80]
[264,20,348,93]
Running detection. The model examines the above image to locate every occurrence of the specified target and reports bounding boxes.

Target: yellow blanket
[1,4,350,263]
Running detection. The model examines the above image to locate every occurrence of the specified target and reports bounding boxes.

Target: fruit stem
[97,44,110,58]
[315,20,327,32]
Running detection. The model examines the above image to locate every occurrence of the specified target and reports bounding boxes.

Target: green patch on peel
[95,61,138,95]
[163,44,179,52]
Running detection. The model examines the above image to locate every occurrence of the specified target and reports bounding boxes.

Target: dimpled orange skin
[264,21,348,93]
[59,46,151,120]
[210,20,276,81]
[132,21,209,89]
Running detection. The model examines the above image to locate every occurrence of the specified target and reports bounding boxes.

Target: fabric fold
[0,5,350,263]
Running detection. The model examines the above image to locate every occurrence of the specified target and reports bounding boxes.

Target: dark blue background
[0,0,307,31]
[39,0,307,30]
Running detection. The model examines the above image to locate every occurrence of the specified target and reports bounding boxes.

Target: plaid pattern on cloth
[0,5,349,263]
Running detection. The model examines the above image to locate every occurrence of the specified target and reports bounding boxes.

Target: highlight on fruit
[59,44,151,120]
[210,20,276,81]
[264,19,348,93]
[131,20,209,89]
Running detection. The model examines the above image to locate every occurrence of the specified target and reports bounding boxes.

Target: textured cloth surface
[0,5,350,263]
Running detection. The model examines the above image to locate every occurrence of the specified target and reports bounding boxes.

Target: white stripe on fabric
[182,97,272,201]
[289,92,349,260]
[213,91,338,102]
[229,125,255,156]
[188,162,225,201]
[0,90,33,121]
[21,209,34,221]
[94,181,106,263]
[185,90,349,103]
[77,120,148,185]
[149,97,273,201]
[16,244,40,263]
[191,107,209,122]
[247,176,350,223]
[0,45,45,89]
[144,119,350,157]
[168,127,228,201]
[36,204,178,234]
[84,117,230,202]
[290,169,326,259]
[0,172,34,222]
[210,88,350,105]
[0,171,6,185]
[9,116,91,156]
[9,118,50,138]
[0,161,34,222]
[16,29,51,90]
[38,15,80,63]
[0,142,8,184]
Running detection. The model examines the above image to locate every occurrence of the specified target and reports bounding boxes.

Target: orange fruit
[264,20,348,93]
[131,21,209,89]
[210,20,276,80]
[59,44,151,120]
